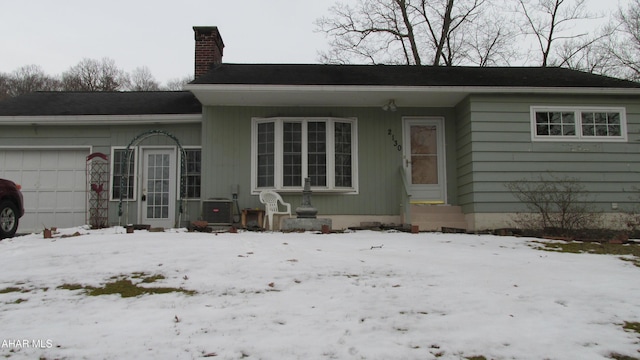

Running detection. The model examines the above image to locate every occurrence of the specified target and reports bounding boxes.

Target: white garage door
[0,148,90,234]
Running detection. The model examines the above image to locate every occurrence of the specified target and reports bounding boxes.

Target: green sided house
[2,25,640,233]
[0,91,203,233]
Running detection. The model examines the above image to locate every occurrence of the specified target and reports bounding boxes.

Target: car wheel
[0,200,19,239]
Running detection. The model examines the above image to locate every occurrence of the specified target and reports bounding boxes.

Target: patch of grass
[0,286,32,294]
[58,273,195,298]
[0,287,23,294]
[112,272,166,283]
[607,322,640,360]
[610,353,640,360]
[623,321,640,334]
[140,274,166,283]
[86,279,193,297]
[533,241,640,267]
[57,283,84,291]
[1,286,32,304]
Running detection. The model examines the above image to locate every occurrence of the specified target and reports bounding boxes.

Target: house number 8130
[387,129,402,151]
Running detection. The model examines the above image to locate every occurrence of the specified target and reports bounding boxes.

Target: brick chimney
[193,26,224,78]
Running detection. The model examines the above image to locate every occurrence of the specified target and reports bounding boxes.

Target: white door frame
[138,146,177,228]
[402,117,447,204]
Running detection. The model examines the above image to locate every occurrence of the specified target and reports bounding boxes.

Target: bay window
[252,117,358,193]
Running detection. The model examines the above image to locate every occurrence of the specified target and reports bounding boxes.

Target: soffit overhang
[185,84,640,108]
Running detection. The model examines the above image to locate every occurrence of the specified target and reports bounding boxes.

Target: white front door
[140,148,176,228]
[403,117,446,203]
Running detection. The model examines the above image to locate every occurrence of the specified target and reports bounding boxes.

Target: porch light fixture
[382,99,397,112]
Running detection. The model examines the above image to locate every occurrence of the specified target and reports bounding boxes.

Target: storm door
[403,117,446,203]
[140,148,176,228]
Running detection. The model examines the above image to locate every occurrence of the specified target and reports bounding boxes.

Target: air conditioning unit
[202,199,233,225]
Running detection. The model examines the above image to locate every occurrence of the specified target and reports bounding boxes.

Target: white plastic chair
[259,190,292,230]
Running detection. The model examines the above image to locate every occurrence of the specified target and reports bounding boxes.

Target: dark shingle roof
[2,66,638,117]
[191,63,640,88]
[0,91,201,116]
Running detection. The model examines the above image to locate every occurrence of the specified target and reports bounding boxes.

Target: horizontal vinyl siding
[0,124,201,154]
[202,106,457,216]
[455,97,474,212]
[203,106,401,216]
[461,94,640,214]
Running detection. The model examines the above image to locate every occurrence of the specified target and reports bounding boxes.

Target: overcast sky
[0,0,629,85]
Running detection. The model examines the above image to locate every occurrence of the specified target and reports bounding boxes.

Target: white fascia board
[185,83,640,95]
[185,84,640,107]
[0,114,202,126]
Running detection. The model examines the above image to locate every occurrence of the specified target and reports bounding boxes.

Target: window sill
[252,188,358,195]
[532,136,627,142]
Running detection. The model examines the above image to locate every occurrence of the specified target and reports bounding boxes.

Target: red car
[0,178,24,239]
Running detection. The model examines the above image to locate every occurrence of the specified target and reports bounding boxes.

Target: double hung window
[110,148,136,200]
[252,117,358,193]
[182,148,202,199]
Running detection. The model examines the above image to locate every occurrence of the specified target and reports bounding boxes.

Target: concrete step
[411,205,464,214]
[412,220,469,232]
[409,205,467,232]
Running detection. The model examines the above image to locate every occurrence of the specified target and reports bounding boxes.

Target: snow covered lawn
[1,227,639,360]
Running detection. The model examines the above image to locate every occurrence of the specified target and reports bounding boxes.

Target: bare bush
[506,174,602,236]
[619,186,640,235]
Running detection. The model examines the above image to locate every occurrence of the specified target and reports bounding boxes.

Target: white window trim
[110,146,138,201]
[110,146,203,202]
[530,106,628,142]
[251,117,359,194]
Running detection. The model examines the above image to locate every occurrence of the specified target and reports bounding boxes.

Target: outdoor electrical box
[202,199,233,225]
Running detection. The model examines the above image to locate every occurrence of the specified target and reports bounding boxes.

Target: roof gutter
[0,114,202,126]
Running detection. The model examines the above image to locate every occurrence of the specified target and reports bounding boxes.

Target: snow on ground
[0,227,639,360]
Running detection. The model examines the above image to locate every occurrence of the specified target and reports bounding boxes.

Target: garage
[0,148,90,234]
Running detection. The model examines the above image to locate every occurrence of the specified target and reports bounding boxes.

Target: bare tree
[315,0,501,66]
[61,58,128,91]
[606,0,640,80]
[6,65,61,97]
[163,75,193,91]
[2,61,178,96]
[316,0,420,64]
[554,30,616,75]
[0,73,10,100]
[416,0,488,66]
[128,66,160,91]
[454,1,521,66]
[515,0,594,67]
